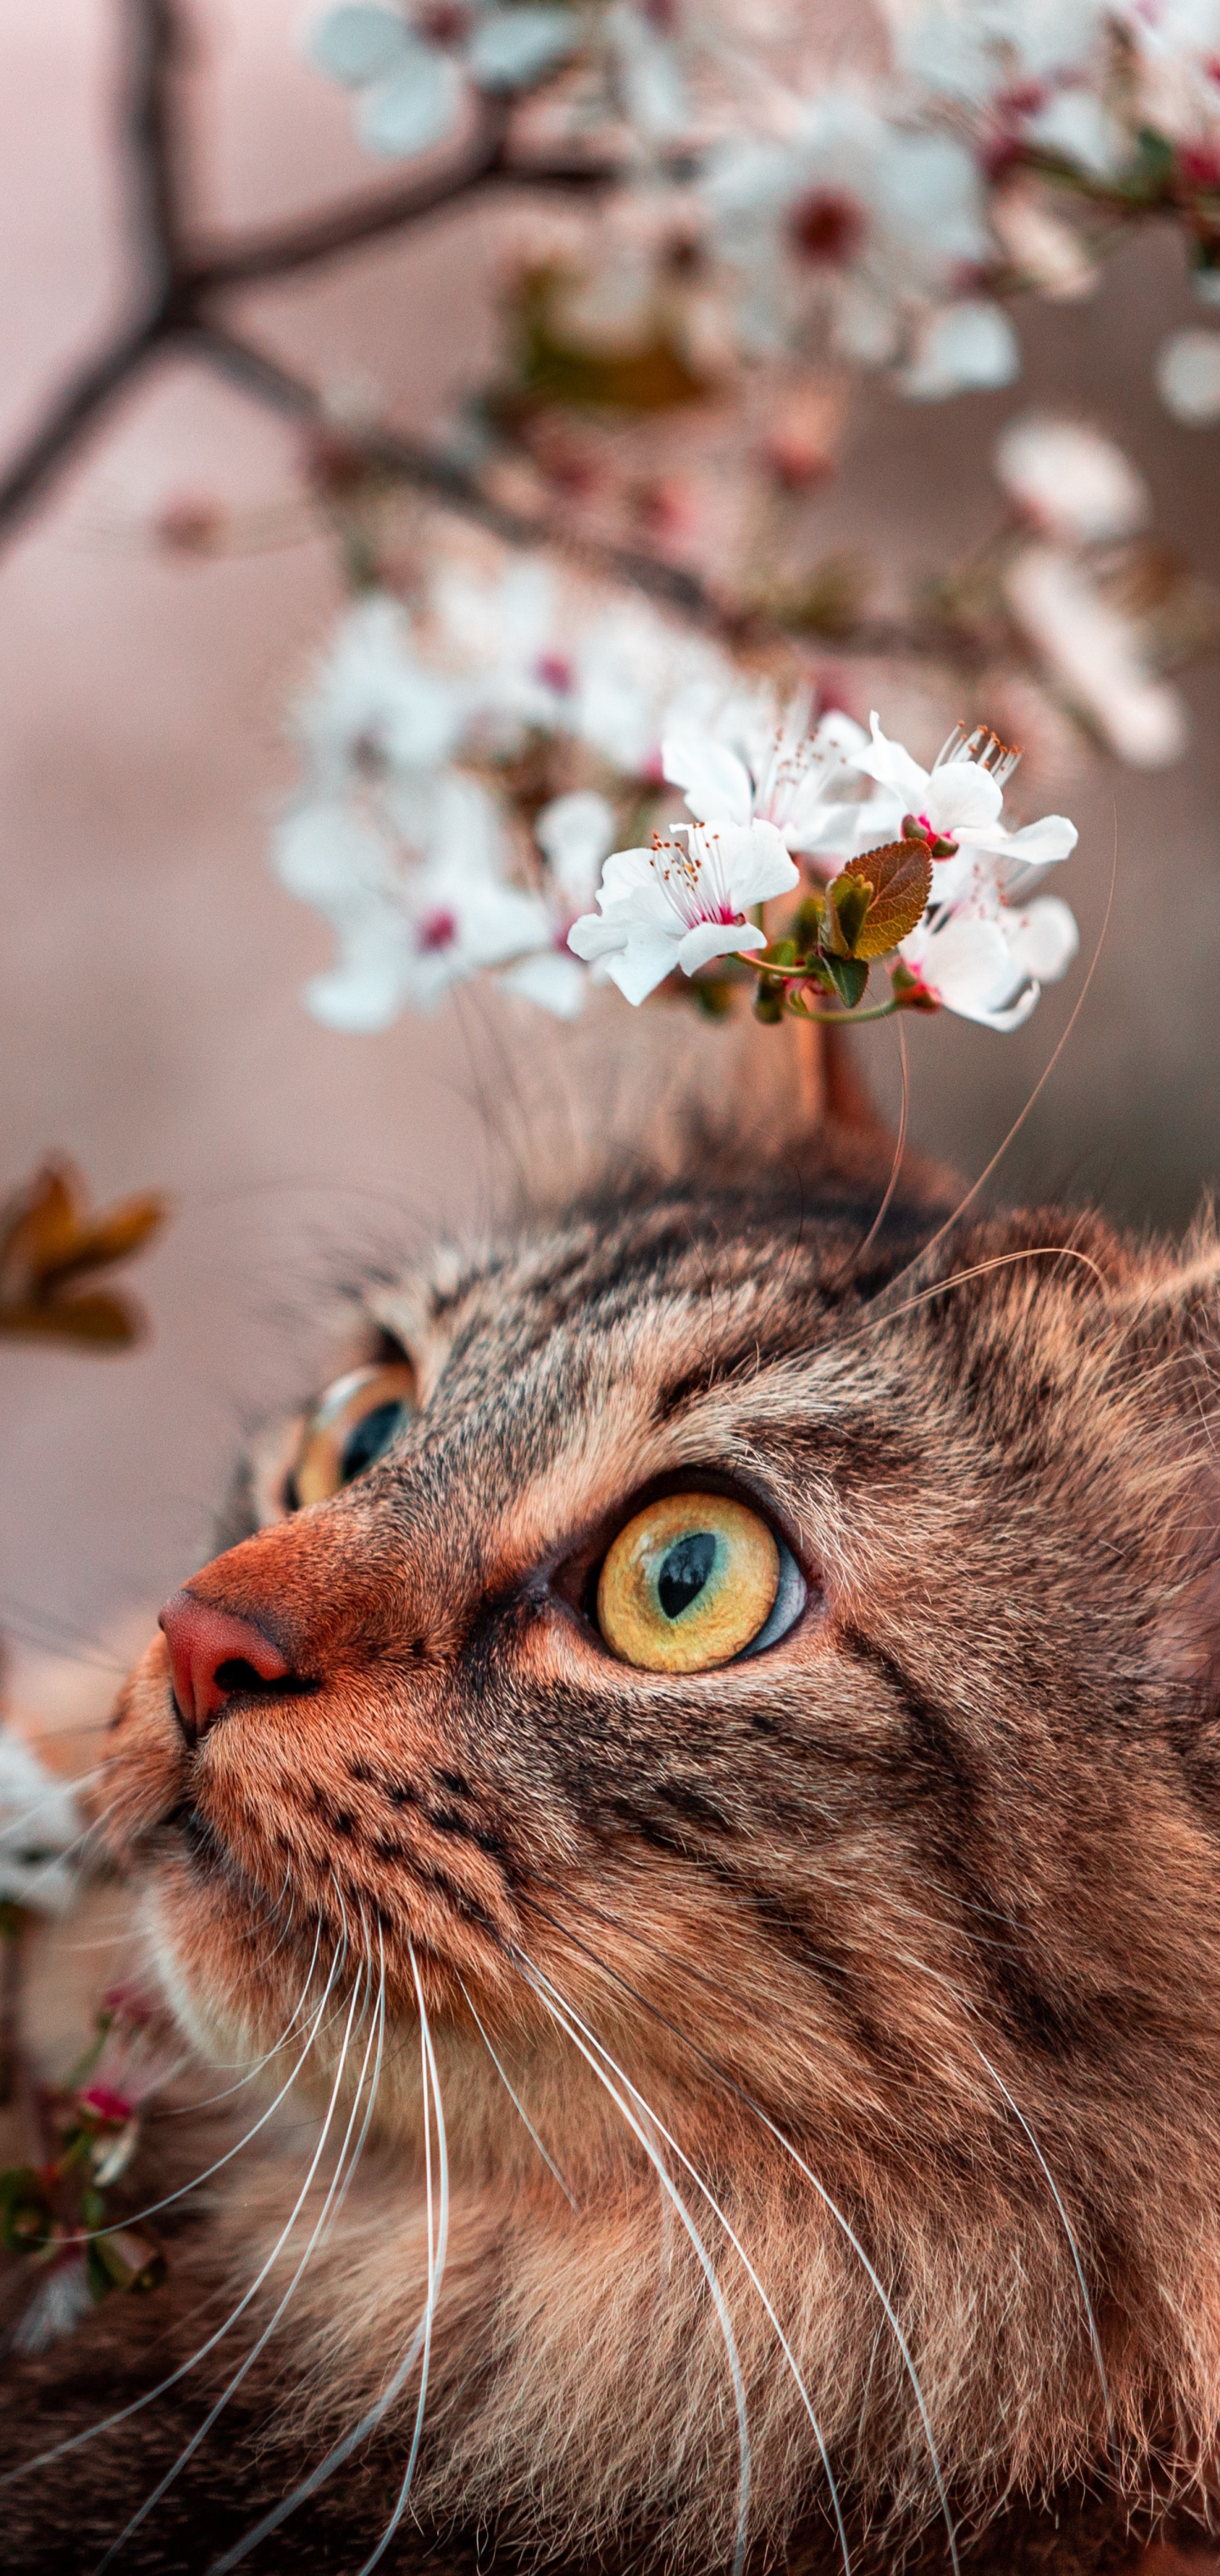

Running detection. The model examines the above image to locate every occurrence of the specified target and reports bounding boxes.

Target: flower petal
[307,4,407,85]
[676,919,768,975]
[925,761,1004,836]
[605,934,685,1005]
[663,728,754,827]
[466,6,579,90]
[499,950,587,1017]
[358,45,463,153]
[535,791,616,906]
[1002,896,1079,984]
[568,909,631,963]
[992,813,1079,866]
[707,817,799,906]
[851,713,931,808]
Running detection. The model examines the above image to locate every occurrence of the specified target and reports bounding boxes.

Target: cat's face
[102,1157,1220,2556]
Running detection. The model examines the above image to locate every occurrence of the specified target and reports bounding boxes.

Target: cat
[7,1102,1220,2576]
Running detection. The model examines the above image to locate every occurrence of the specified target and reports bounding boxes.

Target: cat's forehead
[365,1200,858,1413]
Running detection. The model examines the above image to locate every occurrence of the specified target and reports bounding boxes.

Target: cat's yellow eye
[596,1491,799,1674]
[291,1362,417,1507]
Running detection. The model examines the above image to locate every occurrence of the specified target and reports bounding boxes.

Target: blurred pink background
[3,0,1220,1692]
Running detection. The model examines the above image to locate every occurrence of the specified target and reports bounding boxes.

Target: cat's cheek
[139,1864,247,2062]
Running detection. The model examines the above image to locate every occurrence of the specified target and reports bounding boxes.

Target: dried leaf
[844,840,934,958]
[0,1291,142,1346]
[0,1160,167,1347]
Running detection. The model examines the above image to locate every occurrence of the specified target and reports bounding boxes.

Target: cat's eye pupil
[657,1531,718,1622]
[339,1400,408,1485]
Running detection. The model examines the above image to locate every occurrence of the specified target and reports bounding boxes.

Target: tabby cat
[8,1102,1220,2576]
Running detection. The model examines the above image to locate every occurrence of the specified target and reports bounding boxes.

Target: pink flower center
[1180,143,1220,191]
[418,908,458,954]
[419,2,471,47]
[80,2085,133,2127]
[535,653,574,695]
[787,189,865,269]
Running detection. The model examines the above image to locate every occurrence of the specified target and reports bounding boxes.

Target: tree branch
[0,318,163,531]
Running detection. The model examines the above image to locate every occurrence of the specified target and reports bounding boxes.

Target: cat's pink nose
[159,1589,291,1745]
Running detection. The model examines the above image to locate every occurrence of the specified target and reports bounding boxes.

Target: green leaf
[823,954,869,1010]
[844,839,933,958]
[790,893,824,957]
[753,980,785,1024]
[828,874,872,957]
[0,2165,51,2254]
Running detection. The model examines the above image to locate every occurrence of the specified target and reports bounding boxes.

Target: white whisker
[208,1936,449,2572]
[454,1968,578,2209]
[516,1957,752,2576]
[971,2040,1114,2452]
[94,1953,374,2567]
[520,1952,851,2576]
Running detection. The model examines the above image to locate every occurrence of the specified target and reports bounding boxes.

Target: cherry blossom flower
[848,713,1079,902]
[704,92,991,375]
[883,0,1110,109]
[275,771,571,1026]
[568,817,797,1002]
[995,414,1151,544]
[295,591,469,794]
[308,3,580,158]
[900,889,1079,1030]
[663,695,898,862]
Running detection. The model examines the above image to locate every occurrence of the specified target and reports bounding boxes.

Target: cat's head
[103,1128,1220,2564]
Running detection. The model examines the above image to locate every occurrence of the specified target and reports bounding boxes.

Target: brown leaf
[844,839,934,959]
[0,1159,167,1346]
[0,1291,142,1347]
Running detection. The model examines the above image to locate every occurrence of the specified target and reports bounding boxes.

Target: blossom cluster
[0,1981,177,2354]
[309,0,1220,419]
[274,549,1079,1037]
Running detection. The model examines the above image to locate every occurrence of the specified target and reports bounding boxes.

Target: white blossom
[294,591,469,794]
[275,771,574,1028]
[568,602,733,774]
[663,695,897,861]
[901,299,1021,398]
[995,414,1151,544]
[308,2,580,157]
[900,887,1079,1030]
[1004,546,1189,765]
[882,0,1110,108]
[703,93,991,375]
[849,713,1079,902]
[1156,325,1220,421]
[535,789,618,911]
[568,818,797,1002]
[0,1727,81,1917]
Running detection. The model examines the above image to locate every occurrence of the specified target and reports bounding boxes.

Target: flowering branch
[0,0,627,546]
